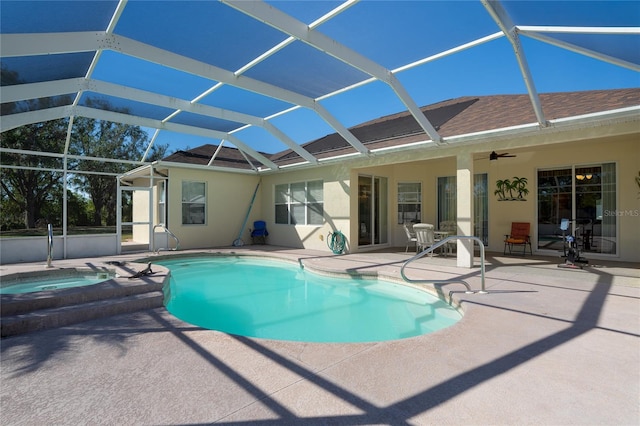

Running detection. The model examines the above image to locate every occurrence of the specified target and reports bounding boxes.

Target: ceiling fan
[489,151,516,161]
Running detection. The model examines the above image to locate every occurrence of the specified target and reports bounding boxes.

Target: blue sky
[149,43,638,155]
[3,0,638,156]
[143,0,639,155]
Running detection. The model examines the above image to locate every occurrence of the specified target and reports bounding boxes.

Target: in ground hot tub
[0,263,167,337]
[0,268,116,295]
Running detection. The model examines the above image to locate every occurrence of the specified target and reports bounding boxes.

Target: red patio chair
[504,222,532,255]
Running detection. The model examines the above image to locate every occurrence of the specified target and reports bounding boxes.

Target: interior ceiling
[1,0,639,174]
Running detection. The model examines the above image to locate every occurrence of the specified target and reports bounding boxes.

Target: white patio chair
[413,223,435,256]
[403,223,417,253]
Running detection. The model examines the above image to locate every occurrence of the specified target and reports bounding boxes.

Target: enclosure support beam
[518,27,640,72]
[62,116,75,259]
[482,0,547,127]
[224,0,442,144]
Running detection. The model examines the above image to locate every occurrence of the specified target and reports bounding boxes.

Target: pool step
[1,265,169,338]
[0,291,164,337]
[1,278,164,317]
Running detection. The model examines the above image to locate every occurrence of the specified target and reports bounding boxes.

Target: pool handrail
[46,223,53,268]
[153,224,180,254]
[400,235,487,294]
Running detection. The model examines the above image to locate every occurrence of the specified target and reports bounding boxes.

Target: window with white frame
[275,180,324,225]
[181,181,205,225]
[397,182,421,224]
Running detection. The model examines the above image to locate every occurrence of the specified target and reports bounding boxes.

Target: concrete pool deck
[1,247,639,425]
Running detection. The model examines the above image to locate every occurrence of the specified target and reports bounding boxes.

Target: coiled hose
[327,230,346,254]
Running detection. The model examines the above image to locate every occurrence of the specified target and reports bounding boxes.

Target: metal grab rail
[153,224,180,254]
[400,235,487,294]
[46,223,54,268]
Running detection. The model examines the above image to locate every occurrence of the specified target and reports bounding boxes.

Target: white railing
[46,223,54,268]
[153,224,180,254]
[401,235,487,294]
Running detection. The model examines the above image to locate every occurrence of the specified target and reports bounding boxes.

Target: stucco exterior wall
[516,135,638,261]
[164,168,262,250]
[258,164,351,251]
[352,133,639,262]
[147,122,639,262]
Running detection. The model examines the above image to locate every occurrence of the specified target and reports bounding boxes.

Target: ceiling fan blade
[488,151,517,160]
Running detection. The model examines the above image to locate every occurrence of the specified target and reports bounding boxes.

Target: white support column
[148,165,155,253]
[62,116,74,260]
[456,153,474,268]
[116,178,122,255]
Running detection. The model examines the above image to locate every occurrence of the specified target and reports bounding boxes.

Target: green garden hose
[327,230,346,254]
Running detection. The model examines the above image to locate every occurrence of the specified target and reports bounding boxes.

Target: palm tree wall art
[495,177,529,201]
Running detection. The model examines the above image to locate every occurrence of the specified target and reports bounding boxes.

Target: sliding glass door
[537,164,616,255]
[358,175,388,247]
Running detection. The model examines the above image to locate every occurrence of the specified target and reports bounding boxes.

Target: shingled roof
[162,144,270,169]
[163,88,640,169]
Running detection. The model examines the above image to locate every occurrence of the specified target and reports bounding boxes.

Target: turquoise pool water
[0,274,112,295]
[158,256,461,343]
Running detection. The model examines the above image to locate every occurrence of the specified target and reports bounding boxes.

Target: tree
[1,65,167,230]
[1,82,167,229]
[69,99,167,226]
[0,120,68,228]
[0,66,72,229]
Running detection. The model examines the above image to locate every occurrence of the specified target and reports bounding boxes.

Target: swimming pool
[158,256,461,343]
